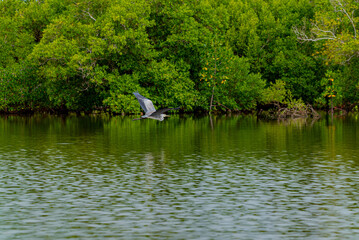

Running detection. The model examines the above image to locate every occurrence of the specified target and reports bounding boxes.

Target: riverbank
[0,106,355,121]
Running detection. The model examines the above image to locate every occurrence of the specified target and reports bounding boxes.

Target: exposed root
[258,104,321,120]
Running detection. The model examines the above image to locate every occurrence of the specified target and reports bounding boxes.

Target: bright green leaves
[104,59,198,114]
[261,79,308,116]
[262,80,289,106]
[199,37,232,111]
[314,70,343,109]
[0,65,26,111]
[294,0,359,109]
[199,36,265,112]
[270,47,322,103]
[28,2,101,110]
[27,0,154,111]
[99,0,154,62]
[322,72,339,99]
[316,68,359,109]
[296,0,359,65]
[225,57,265,111]
[103,72,142,114]
[0,1,34,67]
[226,0,321,107]
[0,61,42,112]
[1,0,358,113]
[141,60,198,111]
[200,41,231,87]
[226,0,277,63]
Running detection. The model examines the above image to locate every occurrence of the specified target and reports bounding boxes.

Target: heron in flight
[133,92,180,121]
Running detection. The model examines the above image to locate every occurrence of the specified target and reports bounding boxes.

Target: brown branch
[214,101,232,112]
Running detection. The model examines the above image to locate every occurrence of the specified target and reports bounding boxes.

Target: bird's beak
[164,114,170,117]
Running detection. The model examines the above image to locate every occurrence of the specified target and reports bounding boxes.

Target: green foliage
[140,59,199,111]
[199,36,232,111]
[294,0,359,109]
[0,1,34,67]
[316,66,359,110]
[341,59,359,107]
[226,57,265,111]
[262,80,288,106]
[261,80,309,119]
[321,70,342,105]
[0,65,26,111]
[103,72,142,114]
[0,61,45,112]
[308,0,359,65]
[262,79,306,108]
[0,0,358,114]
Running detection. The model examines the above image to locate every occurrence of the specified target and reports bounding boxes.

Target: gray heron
[133,92,180,121]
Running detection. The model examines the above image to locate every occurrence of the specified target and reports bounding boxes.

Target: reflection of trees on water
[1,113,359,170]
[276,117,319,127]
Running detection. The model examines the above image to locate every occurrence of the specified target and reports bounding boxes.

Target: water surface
[1,114,359,239]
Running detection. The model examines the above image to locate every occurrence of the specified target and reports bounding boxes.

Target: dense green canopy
[1,0,358,114]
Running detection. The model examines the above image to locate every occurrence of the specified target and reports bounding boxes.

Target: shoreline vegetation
[1,0,359,117]
[0,106,351,121]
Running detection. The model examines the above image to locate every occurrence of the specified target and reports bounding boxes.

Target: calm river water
[1,114,359,239]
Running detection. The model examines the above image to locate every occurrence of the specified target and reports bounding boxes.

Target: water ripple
[1,115,359,239]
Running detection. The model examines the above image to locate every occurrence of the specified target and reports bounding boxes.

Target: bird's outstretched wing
[153,107,180,115]
[133,92,156,115]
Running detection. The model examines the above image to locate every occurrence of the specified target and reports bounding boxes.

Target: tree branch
[343,52,359,64]
[332,0,357,39]
[83,8,96,21]
[293,25,336,42]
[312,23,337,38]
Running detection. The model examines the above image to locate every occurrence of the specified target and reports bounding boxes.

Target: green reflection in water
[0,114,359,239]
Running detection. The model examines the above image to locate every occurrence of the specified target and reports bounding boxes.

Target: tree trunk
[210,85,215,113]
[209,44,217,113]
